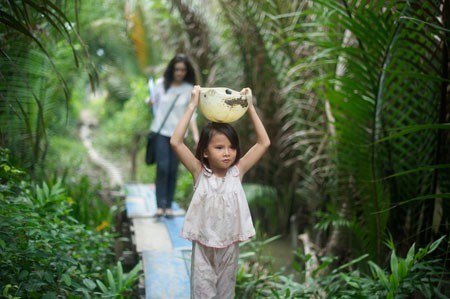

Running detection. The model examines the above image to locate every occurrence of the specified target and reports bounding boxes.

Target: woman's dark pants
[154,133,179,210]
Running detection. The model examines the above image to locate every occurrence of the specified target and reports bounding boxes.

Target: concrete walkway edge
[123,183,191,299]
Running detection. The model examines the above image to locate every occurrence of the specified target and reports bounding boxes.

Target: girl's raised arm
[170,85,202,181]
[237,88,271,176]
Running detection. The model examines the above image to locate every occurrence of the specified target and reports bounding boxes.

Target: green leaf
[397,259,407,279]
[382,164,450,180]
[377,124,450,143]
[389,272,399,292]
[292,261,301,273]
[405,243,416,266]
[334,254,369,272]
[341,273,361,289]
[43,291,57,299]
[389,251,400,291]
[122,262,142,289]
[0,238,5,249]
[270,288,281,299]
[428,235,446,254]
[77,288,91,299]
[390,251,399,277]
[83,278,96,291]
[62,273,71,286]
[368,261,390,289]
[284,287,291,297]
[3,284,13,297]
[96,280,108,293]
[106,269,116,293]
[116,261,123,290]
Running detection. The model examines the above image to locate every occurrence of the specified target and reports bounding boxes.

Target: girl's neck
[211,168,228,178]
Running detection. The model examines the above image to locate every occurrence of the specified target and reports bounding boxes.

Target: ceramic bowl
[199,87,249,123]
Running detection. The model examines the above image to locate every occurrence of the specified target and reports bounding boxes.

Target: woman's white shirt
[150,78,194,137]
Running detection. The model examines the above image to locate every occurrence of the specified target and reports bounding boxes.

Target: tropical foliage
[237,233,448,298]
[0,149,141,298]
[213,0,450,264]
[0,0,96,175]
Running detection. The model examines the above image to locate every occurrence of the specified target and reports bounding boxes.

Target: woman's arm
[237,88,271,176]
[170,85,202,181]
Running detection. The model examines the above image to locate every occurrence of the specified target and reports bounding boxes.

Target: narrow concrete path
[124,183,191,299]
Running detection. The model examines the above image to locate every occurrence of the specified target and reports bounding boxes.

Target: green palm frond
[375,0,449,249]
[0,0,96,172]
[266,0,449,263]
[0,45,53,168]
[216,0,307,232]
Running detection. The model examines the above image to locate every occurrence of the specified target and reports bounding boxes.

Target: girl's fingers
[240,87,252,96]
[240,88,253,107]
[191,85,201,105]
[191,86,200,96]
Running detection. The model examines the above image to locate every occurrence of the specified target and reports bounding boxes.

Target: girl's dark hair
[163,53,197,92]
[195,122,241,169]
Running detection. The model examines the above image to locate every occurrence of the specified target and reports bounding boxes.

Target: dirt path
[79,109,123,187]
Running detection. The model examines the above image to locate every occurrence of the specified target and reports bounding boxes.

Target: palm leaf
[300,0,449,261]
[0,46,53,168]
[377,0,449,249]
[0,0,96,171]
[261,0,449,264]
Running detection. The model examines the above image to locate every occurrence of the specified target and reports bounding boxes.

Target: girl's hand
[191,85,201,107]
[240,87,253,108]
[237,86,270,177]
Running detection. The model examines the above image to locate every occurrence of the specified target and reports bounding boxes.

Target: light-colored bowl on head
[199,87,249,123]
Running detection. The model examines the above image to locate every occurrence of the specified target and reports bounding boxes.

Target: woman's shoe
[155,208,164,218]
[165,209,174,219]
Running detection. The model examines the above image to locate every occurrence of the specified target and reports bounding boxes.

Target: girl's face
[173,62,187,83]
[203,132,237,174]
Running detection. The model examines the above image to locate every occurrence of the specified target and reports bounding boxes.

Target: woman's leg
[165,145,179,214]
[155,134,172,210]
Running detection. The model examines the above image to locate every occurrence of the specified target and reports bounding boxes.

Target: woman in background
[146,53,199,218]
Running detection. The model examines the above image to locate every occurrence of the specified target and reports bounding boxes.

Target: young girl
[170,85,270,298]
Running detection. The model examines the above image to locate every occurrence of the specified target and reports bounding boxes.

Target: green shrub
[63,175,114,230]
[236,224,284,298]
[44,135,87,179]
[244,184,278,235]
[174,167,195,210]
[0,180,112,297]
[236,232,449,298]
[0,148,141,298]
[91,261,142,299]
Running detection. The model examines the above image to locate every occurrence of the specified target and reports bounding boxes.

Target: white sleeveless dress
[181,165,256,248]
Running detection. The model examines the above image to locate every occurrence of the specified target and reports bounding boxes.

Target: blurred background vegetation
[1,0,449,298]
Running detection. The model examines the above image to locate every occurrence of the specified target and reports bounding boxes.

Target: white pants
[190,241,239,299]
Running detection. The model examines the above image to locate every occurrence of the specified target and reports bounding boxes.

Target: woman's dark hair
[195,122,241,169]
[163,53,197,92]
